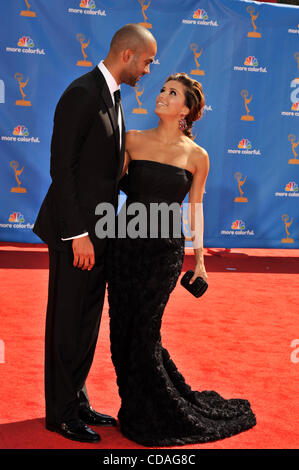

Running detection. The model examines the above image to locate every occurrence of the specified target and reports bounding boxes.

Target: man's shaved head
[110,23,156,56]
[104,23,157,86]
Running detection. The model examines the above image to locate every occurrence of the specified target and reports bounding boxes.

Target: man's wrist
[61,232,89,241]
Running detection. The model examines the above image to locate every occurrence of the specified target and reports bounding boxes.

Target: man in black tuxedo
[33,24,157,443]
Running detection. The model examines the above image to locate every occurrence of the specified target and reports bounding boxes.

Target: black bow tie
[114,90,121,117]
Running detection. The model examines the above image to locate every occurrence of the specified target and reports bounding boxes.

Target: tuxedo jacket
[33,66,127,257]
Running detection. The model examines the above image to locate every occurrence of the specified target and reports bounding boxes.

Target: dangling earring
[178,117,188,131]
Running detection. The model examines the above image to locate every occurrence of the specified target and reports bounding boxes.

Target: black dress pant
[45,247,106,425]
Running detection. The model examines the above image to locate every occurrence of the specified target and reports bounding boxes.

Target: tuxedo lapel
[91,67,120,154]
[117,102,126,179]
[101,82,119,131]
[120,102,125,144]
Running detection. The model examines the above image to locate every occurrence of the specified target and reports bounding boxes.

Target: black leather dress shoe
[78,406,117,427]
[46,419,101,443]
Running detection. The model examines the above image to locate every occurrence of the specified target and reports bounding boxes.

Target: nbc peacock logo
[228,138,261,156]
[1,124,40,143]
[6,36,45,55]
[13,125,29,136]
[68,0,105,15]
[244,56,258,66]
[231,219,245,230]
[275,181,299,198]
[285,181,298,192]
[221,219,254,236]
[234,56,266,73]
[18,36,34,48]
[238,138,252,149]
[0,212,33,230]
[80,0,96,8]
[182,8,218,27]
[193,9,208,20]
[9,212,25,223]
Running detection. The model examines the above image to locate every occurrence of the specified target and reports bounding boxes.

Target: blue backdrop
[0,0,298,248]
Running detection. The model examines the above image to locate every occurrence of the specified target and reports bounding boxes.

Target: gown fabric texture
[107,159,256,447]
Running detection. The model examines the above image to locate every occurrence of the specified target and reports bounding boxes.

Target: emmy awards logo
[288,134,299,164]
[14,73,31,106]
[190,43,205,76]
[281,214,294,244]
[295,52,299,80]
[241,90,254,121]
[137,0,152,29]
[132,85,147,114]
[234,172,248,202]
[10,161,27,193]
[20,0,36,17]
[247,6,261,38]
[76,34,92,67]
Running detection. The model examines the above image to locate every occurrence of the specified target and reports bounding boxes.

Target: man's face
[121,39,157,86]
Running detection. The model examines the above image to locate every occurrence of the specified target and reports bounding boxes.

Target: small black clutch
[180,270,208,298]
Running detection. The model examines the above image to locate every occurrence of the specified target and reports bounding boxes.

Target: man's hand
[72,235,95,271]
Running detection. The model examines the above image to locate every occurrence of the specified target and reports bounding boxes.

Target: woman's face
[155,80,189,120]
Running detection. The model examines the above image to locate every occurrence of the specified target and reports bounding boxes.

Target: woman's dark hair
[165,72,205,139]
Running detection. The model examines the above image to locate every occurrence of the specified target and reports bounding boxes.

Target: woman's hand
[189,261,208,284]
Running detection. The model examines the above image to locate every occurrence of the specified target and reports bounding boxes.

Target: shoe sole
[83,421,117,427]
[45,424,101,443]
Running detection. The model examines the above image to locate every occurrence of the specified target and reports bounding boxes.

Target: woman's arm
[120,129,142,179]
[187,147,210,283]
[120,129,144,181]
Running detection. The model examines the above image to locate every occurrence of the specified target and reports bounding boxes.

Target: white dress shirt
[62,61,122,241]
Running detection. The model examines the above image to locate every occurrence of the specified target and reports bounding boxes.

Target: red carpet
[0,243,298,449]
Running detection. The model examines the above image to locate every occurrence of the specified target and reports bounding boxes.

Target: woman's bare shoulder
[126,129,141,140]
[126,129,155,148]
[190,140,209,160]
[126,129,155,138]
[187,140,209,174]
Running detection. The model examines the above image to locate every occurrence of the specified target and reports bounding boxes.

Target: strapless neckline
[129,159,193,179]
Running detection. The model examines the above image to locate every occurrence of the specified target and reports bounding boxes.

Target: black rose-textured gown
[107,160,256,447]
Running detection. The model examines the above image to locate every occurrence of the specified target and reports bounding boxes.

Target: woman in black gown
[106,73,256,446]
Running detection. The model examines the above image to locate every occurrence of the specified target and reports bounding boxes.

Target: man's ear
[122,49,134,64]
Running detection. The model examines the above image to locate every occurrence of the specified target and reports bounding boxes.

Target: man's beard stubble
[120,57,141,87]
